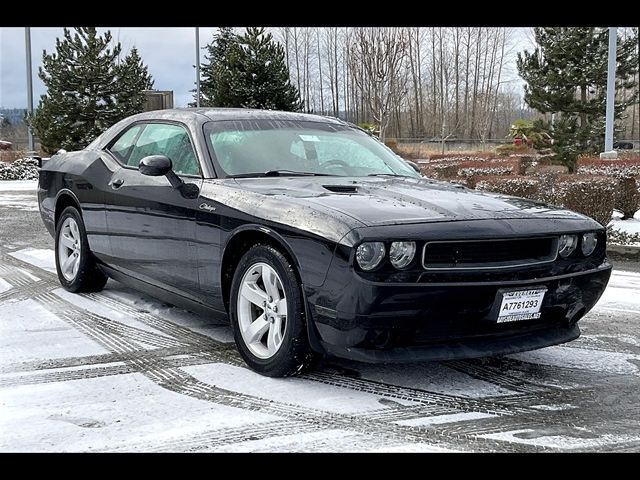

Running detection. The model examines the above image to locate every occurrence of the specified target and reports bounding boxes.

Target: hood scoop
[323,184,359,194]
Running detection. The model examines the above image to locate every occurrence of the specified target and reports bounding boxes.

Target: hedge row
[423,155,640,223]
[475,174,619,226]
[0,158,39,181]
[576,156,640,219]
[420,158,524,180]
[576,157,640,177]
[475,175,540,200]
[554,175,618,227]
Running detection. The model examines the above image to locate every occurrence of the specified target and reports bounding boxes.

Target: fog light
[356,242,385,271]
[558,234,578,258]
[581,232,598,256]
[389,241,416,269]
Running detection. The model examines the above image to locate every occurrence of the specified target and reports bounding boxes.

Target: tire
[55,206,108,293]
[229,244,316,377]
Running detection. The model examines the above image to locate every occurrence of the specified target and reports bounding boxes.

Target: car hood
[228,176,587,227]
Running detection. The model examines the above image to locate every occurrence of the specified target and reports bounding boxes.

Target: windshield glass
[204,119,419,178]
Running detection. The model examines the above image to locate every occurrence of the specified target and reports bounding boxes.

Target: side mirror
[139,155,172,177]
[139,155,200,199]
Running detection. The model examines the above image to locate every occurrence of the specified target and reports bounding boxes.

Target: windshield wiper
[367,173,413,178]
[228,170,332,178]
[264,170,332,177]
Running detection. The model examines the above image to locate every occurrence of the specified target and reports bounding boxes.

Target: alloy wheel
[236,262,288,359]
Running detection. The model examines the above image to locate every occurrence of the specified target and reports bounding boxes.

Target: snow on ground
[0,372,279,452]
[610,210,640,245]
[508,345,640,376]
[0,180,38,192]
[0,298,109,363]
[610,218,640,236]
[0,193,39,211]
[479,430,640,451]
[0,278,11,293]
[8,248,57,273]
[395,412,497,427]
[595,269,640,314]
[183,362,390,414]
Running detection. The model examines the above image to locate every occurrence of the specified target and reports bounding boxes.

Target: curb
[607,244,640,260]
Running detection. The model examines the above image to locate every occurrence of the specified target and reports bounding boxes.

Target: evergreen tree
[197,27,240,107]
[197,27,302,111]
[32,28,153,154]
[517,27,638,170]
[116,47,154,117]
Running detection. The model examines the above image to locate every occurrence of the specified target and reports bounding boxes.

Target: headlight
[581,232,598,256]
[356,242,386,271]
[558,234,578,258]
[389,241,416,269]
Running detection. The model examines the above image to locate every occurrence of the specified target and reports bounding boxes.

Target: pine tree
[197,27,302,111]
[32,28,153,154]
[517,27,638,170]
[116,47,154,118]
[197,27,240,107]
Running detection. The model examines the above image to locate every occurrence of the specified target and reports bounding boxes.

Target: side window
[108,125,142,163]
[128,123,201,176]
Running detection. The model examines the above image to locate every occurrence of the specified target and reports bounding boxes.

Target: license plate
[496,288,546,323]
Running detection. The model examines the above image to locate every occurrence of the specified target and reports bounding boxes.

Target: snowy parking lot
[1,180,639,452]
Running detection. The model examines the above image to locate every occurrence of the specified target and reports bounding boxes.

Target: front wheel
[230,244,315,377]
[55,206,108,293]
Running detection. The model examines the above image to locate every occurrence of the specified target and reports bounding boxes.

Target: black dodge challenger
[38,108,612,376]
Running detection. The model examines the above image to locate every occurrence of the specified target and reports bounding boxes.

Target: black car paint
[38,108,612,363]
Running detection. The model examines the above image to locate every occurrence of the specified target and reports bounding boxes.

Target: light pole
[195,27,200,108]
[601,27,617,159]
[25,27,34,152]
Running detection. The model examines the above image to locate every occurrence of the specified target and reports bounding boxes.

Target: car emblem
[199,202,216,212]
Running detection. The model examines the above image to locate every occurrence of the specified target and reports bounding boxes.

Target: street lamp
[600,27,617,159]
[195,27,200,108]
[24,27,34,152]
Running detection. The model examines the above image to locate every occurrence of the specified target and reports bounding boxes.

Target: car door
[103,122,203,298]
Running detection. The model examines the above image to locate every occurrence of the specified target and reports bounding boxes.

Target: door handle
[111,178,124,189]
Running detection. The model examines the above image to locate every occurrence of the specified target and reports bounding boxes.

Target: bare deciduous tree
[350,28,408,141]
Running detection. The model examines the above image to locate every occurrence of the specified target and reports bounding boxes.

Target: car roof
[128,108,347,125]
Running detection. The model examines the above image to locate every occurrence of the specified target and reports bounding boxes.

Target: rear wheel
[230,244,315,377]
[55,206,108,293]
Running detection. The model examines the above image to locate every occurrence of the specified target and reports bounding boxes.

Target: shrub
[616,177,640,219]
[576,157,640,177]
[553,175,617,226]
[457,159,523,178]
[475,175,540,199]
[577,156,640,218]
[495,144,532,156]
[529,164,570,175]
[427,152,496,161]
[421,162,459,179]
[0,158,40,180]
[607,226,640,246]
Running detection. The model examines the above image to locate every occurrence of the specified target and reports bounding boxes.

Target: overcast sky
[0,27,533,110]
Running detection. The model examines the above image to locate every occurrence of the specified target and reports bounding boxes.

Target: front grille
[422,237,557,270]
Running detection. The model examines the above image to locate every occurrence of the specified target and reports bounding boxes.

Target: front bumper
[306,261,612,363]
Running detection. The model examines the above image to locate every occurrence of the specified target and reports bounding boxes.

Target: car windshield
[204,119,420,178]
